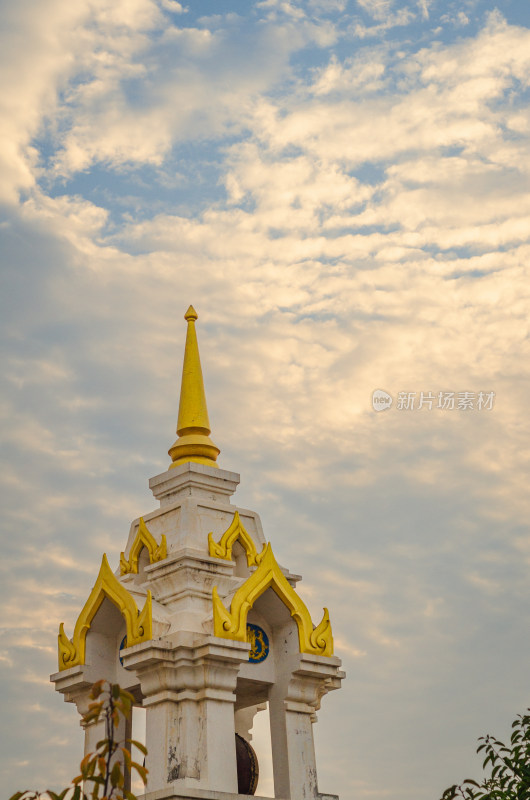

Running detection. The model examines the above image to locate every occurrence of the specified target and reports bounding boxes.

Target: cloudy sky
[2,0,530,797]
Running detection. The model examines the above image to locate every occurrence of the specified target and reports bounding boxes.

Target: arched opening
[233,539,249,578]
[84,597,145,793]
[232,587,301,797]
[86,597,127,681]
[136,546,150,581]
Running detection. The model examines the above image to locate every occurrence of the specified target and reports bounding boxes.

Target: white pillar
[269,654,344,800]
[122,635,248,794]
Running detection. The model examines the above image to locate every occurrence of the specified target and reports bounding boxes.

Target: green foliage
[9,681,148,800]
[440,711,530,800]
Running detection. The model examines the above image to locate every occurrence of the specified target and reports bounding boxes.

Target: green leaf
[115,700,132,720]
[121,747,132,771]
[95,739,109,750]
[90,680,105,699]
[83,709,101,725]
[131,762,148,783]
[110,761,122,788]
[129,740,147,756]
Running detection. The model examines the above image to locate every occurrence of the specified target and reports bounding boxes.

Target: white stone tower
[51,307,344,800]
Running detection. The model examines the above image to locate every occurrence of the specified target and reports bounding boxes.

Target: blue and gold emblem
[246,623,269,663]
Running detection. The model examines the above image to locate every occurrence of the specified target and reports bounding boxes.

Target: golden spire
[168,306,220,469]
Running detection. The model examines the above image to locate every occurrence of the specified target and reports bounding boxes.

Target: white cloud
[2,3,530,799]
[356,0,394,22]
[158,0,187,13]
[0,0,169,201]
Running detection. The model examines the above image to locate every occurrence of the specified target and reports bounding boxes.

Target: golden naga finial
[168,306,220,469]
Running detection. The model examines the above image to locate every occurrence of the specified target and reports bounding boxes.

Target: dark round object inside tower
[235,732,259,795]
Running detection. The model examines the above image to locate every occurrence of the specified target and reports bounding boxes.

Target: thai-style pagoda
[51,306,344,799]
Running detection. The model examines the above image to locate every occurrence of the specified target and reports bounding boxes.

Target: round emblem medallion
[246,623,269,663]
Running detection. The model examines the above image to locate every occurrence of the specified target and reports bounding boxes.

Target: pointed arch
[208,510,266,567]
[58,554,152,671]
[212,543,333,657]
[120,517,167,575]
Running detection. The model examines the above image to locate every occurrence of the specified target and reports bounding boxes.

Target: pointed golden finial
[168,306,220,469]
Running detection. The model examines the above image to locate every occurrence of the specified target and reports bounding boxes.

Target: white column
[269,654,344,800]
[269,685,291,799]
[122,635,248,794]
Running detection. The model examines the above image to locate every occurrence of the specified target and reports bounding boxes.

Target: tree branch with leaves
[10,681,147,800]
[440,710,530,800]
